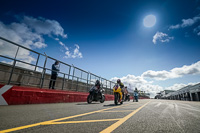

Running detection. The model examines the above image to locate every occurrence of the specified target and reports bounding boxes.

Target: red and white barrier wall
[0,84,115,105]
[0,84,148,105]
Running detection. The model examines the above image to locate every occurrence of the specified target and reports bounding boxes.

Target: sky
[0,0,200,97]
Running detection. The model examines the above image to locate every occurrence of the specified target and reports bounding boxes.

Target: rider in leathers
[117,79,124,102]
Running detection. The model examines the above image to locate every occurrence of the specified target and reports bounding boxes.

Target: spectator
[124,86,128,95]
[133,87,139,102]
[49,60,60,89]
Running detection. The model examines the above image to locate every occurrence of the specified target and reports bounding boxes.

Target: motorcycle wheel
[87,94,93,104]
[128,97,130,101]
[100,95,105,103]
[114,93,118,105]
[120,101,123,104]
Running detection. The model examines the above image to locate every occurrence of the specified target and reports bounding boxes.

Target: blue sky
[0,0,200,97]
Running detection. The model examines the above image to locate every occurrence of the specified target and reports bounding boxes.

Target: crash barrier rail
[0,36,116,95]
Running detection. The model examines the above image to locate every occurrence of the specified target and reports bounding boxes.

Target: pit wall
[0,84,113,105]
[0,63,113,94]
[0,84,149,105]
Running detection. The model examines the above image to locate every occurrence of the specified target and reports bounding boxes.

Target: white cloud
[142,61,200,80]
[1,61,13,65]
[0,21,47,49]
[111,74,150,85]
[65,51,71,57]
[110,61,200,98]
[0,15,83,64]
[169,24,180,29]
[139,84,163,98]
[165,83,186,91]
[164,82,199,91]
[110,61,200,97]
[54,36,83,59]
[110,75,200,98]
[64,44,83,59]
[169,15,200,29]
[169,14,200,36]
[142,70,174,80]
[194,25,200,36]
[181,18,197,27]
[0,15,68,69]
[59,41,69,51]
[110,74,163,98]
[152,32,174,44]
[22,16,67,38]
[73,44,83,58]
[53,37,69,51]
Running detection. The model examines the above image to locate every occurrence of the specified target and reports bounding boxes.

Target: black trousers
[49,74,57,89]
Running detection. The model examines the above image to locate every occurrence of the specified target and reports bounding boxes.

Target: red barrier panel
[0,84,148,105]
[0,84,114,105]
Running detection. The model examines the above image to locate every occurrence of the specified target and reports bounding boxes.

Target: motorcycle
[113,84,123,105]
[124,93,130,101]
[87,86,105,104]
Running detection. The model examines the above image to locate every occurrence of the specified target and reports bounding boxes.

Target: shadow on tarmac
[76,103,101,105]
[103,104,121,106]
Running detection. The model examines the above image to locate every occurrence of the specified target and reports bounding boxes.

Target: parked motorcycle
[87,86,105,104]
[113,84,123,105]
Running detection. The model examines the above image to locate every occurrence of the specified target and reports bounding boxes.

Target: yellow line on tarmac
[42,118,121,125]
[100,101,150,133]
[101,110,134,112]
[0,123,42,133]
[120,106,139,108]
[0,103,132,133]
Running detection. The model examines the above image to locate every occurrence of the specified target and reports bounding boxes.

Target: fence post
[40,68,46,88]
[76,77,79,91]
[71,65,75,90]
[40,54,47,88]
[8,46,19,85]
[8,60,16,85]
[90,74,91,87]
[110,82,112,95]
[80,71,82,82]
[67,66,71,89]
[87,72,89,91]
[34,54,40,71]
[62,74,65,90]
[68,66,71,81]
[106,80,107,94]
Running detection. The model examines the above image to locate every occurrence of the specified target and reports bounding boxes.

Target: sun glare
[143,15,156,27]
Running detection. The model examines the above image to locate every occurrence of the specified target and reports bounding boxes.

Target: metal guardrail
[0,36,115,94]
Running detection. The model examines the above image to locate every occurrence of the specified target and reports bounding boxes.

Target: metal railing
[0,36,115,94]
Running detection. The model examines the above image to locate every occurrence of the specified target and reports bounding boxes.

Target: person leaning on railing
[49,60,60,89]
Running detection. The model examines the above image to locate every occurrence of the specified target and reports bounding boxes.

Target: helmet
[95,80,100,86]
[55,60,60,65]
[117,79,121,84]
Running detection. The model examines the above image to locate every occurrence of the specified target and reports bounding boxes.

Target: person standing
[49,60,60,89]
[133,87,139,102]
[124,86,130,101]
